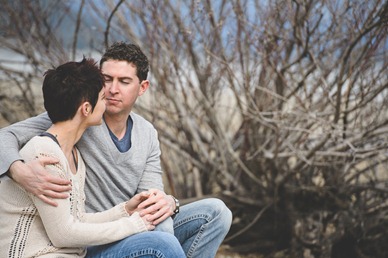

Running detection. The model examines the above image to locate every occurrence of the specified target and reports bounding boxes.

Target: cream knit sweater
[0,136,148,257]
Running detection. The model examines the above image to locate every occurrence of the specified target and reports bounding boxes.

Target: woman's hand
[140,213,156,231]
[125,191,151,215]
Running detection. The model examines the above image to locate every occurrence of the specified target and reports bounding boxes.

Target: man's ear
[138,80,150,96]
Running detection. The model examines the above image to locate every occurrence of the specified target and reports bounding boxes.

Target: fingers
[46,174,72,187]
[148,206,171,225]
[138,198,162,215]
[137,189,174,225]
[137,189,165,209]
[39,186,71,199]
[36,186,71,206]
[146,225,156,231]
[140,207,170,226]
[37,156,60,166]
[152,213,170,226]
[142,214,156,231]
[31,158,71,186]
[29,172,71,198]
[14,157,72,206]
[126,192,152,213]
[136,191,151,202]
[47,180,72,192]
[31,184,70,208]
[37,194,59,207]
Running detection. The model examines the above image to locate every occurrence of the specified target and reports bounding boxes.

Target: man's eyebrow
[119,77,133,81]
[102,74,132,81]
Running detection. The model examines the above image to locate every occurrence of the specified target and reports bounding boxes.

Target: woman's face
[88,89,106,126]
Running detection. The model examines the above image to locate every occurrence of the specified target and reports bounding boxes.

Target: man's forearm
[0,134,24,176]
[0,112,52,175]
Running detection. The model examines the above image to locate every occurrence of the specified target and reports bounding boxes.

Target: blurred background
[1,1,387,257]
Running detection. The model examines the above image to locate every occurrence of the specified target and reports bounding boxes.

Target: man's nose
[109,80,119,93]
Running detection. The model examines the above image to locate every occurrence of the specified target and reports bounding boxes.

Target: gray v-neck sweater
[0,112,164,212]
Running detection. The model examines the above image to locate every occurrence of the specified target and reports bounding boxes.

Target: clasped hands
[125,189,176,230]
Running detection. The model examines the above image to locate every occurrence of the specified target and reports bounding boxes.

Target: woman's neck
[47,123,82,152]
[47,121,85,174]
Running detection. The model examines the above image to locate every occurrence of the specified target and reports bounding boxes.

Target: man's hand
[137,189,176,226]
[9,158,72,206]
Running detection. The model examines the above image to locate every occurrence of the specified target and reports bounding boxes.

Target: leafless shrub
[1,0,388,257]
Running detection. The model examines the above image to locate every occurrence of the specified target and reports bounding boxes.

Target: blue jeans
[85,231,185,257]
[87,198,232,258]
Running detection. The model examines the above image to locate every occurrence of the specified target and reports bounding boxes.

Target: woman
[0,58,155,257]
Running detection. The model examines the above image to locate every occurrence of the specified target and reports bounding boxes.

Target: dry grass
[216,246,263,258]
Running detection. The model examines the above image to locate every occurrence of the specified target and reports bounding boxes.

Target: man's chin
[104,108,120,116]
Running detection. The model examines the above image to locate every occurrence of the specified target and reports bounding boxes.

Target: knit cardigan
[0,136,147,258]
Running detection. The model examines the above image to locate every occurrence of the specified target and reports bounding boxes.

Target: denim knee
[188,198,232,233]
[154,232,185,257]
[207,198,233,231]
[176,198,233,258]
[155,217,174,234]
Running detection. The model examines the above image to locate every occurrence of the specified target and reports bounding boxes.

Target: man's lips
[106,98,121,103]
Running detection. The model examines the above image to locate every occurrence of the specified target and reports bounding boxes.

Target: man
[0,42,232,257]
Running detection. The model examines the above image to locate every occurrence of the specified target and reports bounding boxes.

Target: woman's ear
[82,102,92,116]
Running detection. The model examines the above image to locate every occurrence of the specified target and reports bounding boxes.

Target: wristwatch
[171,195,180,217]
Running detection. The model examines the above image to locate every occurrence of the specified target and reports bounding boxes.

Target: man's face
[101,60,148,117]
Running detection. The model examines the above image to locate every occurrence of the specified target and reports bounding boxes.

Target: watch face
[173,197,180,213]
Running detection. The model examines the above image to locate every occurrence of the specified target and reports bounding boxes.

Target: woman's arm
[34,195,148,247]
[0,113,71,205]
[22,140,149,247]
[80,191,152,223]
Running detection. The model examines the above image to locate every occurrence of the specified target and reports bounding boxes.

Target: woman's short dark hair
[43,57,104,123]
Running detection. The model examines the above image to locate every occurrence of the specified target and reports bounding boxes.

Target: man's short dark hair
[100,42,149,81]
[43,57,104,123]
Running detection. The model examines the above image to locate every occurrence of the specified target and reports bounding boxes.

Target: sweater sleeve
[79,202,130,223]
[35,195,147,248]
[0,112,52,175]
[136,126,164,193]
[22,139,148,248]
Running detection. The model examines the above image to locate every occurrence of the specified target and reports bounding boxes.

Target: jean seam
[87,248,166,258]
[174,214,211,258]
[186,224,206,258]
[124,248,165,258]
[173,214,210,229]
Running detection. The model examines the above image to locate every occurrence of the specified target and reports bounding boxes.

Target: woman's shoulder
[26,135,61,149]
[20,136,64,161]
